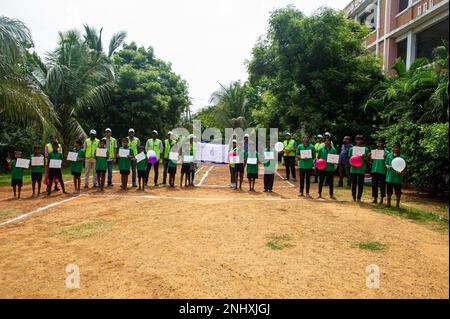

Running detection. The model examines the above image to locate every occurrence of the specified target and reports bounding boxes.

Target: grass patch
[56,219,114,240]
[0,209,21,218]
[266,234,294,250]
[353,241,385,251]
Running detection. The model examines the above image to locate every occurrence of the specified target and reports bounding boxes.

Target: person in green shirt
[71,139,85,193]
[245,142,259,191]
[136,145,148,191]
[386,143,405,208]
[167,148,178,188]
[349,134,369,202]
[31,146,44,197]
[117,138,135,190]
[47,142,67,195]
[282,132,297,181]
[370,137,389,204]
[317,137,337,199]
[180,140,193,188]
[296,134,316,197]
[95,139,108,191]
[263,139,276,192]
[7,150,24,199]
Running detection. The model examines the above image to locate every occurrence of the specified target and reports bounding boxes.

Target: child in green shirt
[317,137,337,200]
[263,139,276,192]
[245,142,259,191]
[71,139,85,193]
[136,145,147,191]
[96,139,108,191]
[180,141,192,188]
[31,146,44,196]
[349,134,369,202]
[47,142,67,195]
[296,134,316,197]
[386,143,405,208]
[117,138,134,190]
[370,137,389,204]
[168,150,178,188]
[7,150,24,199]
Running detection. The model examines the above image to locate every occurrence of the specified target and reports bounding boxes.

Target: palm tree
[32,26,126,154]
[209,81,249,128]
[0,16,55,132]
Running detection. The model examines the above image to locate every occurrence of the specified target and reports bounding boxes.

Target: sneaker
[298,193,304,197]
[330,196,337,200]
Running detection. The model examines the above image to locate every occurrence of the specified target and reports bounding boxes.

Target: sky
[0,0,350,112]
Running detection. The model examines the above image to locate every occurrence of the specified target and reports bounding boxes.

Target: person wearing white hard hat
[162,131,177,185]
[127,128,140,187]
[282,132,297,181]
[145,130,163,186]
[84,129,100,189]
[104,128,117,187]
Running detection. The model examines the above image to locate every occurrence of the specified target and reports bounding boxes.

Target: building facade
[345,0,449,73]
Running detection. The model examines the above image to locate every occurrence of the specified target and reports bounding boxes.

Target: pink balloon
[316,158,327,170]
[148,155,158,164]
[228,151,236,157]
[349,155,363,167]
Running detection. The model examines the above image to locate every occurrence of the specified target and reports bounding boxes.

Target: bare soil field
[0,164,448,298]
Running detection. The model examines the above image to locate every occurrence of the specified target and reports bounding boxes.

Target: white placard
[16,158,30,169]
[183,155,194,163]
[169,152,179,161]
[31,156,44,166]
[230,156,241,164]
[247,157,257,165]
[119,148,130,158]
[352,146,366,156]
[300,150,312,159]
[264,151,274,160]
[135,152,146,163]
[327,154,340,164]
[371,150,385,160]
[67,152,78,162]
[49,159,62,169]
[96,148,107,157]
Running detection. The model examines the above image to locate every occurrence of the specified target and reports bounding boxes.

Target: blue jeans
[107,160,113,185]
[131,160,137,185]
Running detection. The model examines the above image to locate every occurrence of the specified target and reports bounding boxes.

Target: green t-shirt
[386,153,405,184]
[49,152,63,161]
[371,149,389,174]
[118,147,134,171]
[30,154,44,173]
[317,146,337,172]
[168,158,177,168]
[349,146,369,174]
[263,147,276,173]
[71,148,85,173]
[245,151,259,174]
[96,148,108,171]
[296,144,315,169]
[136,152,148,171]
[11,159,24,180]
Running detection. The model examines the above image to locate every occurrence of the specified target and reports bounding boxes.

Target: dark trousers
[387,182,402,196]
[351,173,365,200]
[229,166,236,185]
[146,161,159,185]
[162,159,169,184]
[338,160,351,186]
[107,160,113,185]
[299,169,312,194]
[284,156,296,180]
[318,171,334,195]
[131,160,137,185]
[372,173,386,198]
[264,173,275,190]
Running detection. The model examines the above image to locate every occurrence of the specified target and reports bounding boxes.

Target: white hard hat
[244,133,250,138]
[105,128,112,132]
[90,129,97,135]
[152,130,158,134]
[168,131,173,135]
[128,128,135,133]
[285,132,291,136]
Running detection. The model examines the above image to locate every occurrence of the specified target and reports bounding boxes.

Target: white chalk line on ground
[196,165,215,186]
[0,196,80,227]
[275,171,296,187]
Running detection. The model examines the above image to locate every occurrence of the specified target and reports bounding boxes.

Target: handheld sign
[247,157,257,165]
[119,148,130,158]
[371,150,385,160]
[264,151,274,160]
[31,156,44,166]
[230,156,241,164]
[67,152,78,162]
[16,158,30,169]
[300,150,312,159]
[96,148,107,157]
[327,154,339,164]
[49,159,62,169]
[169,152,179,161]
[352,146,366,157]
[135,152,146,163]
[183,155,194,163]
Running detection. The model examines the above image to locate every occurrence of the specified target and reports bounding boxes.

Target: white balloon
[391,157,406,173]
[274,142,284,152]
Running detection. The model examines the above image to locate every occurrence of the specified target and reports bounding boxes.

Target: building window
[416,18,449,60]
[396,38,408,63]
[399,0,409,13]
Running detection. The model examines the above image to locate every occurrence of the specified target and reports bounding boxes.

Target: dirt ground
[0,164,448,298]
